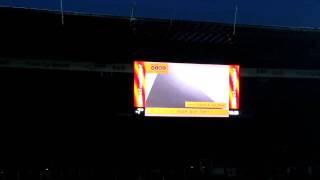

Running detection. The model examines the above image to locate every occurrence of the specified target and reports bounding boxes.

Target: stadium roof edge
[1,6,320,33]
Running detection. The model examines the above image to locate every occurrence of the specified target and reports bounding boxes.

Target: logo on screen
[146,63,168,74]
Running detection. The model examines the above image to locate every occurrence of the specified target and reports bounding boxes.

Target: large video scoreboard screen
[133,61,240,117]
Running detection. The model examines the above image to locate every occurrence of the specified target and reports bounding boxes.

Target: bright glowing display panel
[134,61,240,117]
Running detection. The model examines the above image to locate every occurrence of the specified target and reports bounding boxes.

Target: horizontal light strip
[1,58,320,79]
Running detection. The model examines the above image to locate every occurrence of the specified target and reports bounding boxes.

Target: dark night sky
[1,0,320,27]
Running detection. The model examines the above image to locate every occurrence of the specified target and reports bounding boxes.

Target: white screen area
[145,63,229,106]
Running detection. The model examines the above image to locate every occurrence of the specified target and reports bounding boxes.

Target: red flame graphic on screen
[133,61,146,108]
[229,65,240,110]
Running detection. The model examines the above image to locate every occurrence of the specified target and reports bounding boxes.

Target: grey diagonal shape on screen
[146,74,213,108]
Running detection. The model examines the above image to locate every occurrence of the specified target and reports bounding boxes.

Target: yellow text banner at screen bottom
[145,108,229,117]
[185,102,227,109]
